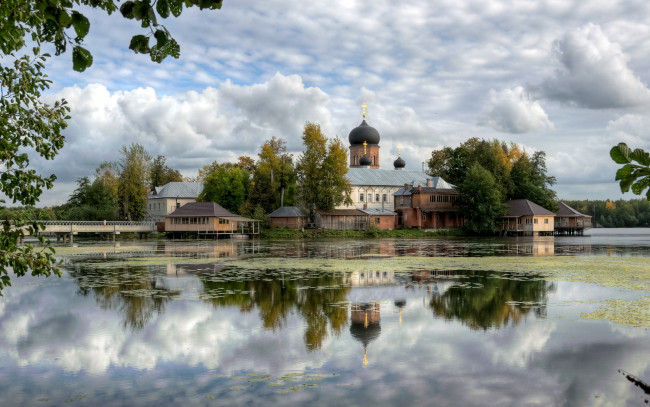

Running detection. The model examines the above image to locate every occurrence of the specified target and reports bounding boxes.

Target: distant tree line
[562,199,650,228]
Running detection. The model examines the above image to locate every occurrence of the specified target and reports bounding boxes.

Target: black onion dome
[350,322,381,347]
[360,154,372,166]
[349,120,380,145]
[393,156,406,169]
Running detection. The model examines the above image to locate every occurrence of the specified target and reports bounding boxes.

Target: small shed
[555,202,592,235]
[502,199,555,236]
[165,202,260,236]
[268,206,306,229]
[359,208,397,230]
[316,209,368,230]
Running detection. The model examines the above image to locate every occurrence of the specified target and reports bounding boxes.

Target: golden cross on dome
[362,102,367,120]
[398,144,402,157]
[363,140,367,154]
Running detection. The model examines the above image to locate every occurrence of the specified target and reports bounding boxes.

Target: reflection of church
[349,299,407,365]
[350,302,381,366]
[346,270,399,286]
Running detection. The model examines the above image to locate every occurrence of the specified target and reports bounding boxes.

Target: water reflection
[417,270,555,330]
[200,272,349,351]
[70,264,179,331]
[0,236,648,406]
[350,303,381,366]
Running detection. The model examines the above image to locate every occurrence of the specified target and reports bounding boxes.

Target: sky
[25,0,650,206]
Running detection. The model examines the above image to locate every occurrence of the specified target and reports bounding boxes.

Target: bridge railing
[2,220,156,225]
[24,220,156,227]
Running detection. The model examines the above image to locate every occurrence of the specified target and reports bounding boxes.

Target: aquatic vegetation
[60,245,650,328]
[581,296,650,328]
[220,256,650,292]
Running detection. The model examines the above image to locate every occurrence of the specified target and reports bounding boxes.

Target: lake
[1,229,649,406]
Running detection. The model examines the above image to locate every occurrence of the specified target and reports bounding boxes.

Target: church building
[333,104,462,230]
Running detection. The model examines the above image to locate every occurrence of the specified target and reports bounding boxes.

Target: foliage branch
[610,143,650,200]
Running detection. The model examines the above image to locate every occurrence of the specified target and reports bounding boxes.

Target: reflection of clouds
[0,278,333,375]
[490,322,556,367]
[0,273,647,406]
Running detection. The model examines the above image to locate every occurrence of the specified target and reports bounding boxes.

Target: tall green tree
[510,152,557,210]
[247,137,297,214]
[199,166,250,214]
[62,176,118,220]
[118,143,151,221]
[610,143,650,200]
[296,122,352,222]
[149,155,183,189]
[457,163,508,235]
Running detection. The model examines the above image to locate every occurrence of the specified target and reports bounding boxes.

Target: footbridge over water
[23,221,157,242]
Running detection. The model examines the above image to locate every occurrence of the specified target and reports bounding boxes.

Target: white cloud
[478,87,554,133]
[33,74,335,205]
[540,23,650,109]
[605,114,650,146]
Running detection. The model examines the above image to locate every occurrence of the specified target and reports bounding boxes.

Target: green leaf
[58,9,73,28]
[631,177,650,195]
[129,35,150,54]
[132,1,148,20]
[630,148,650,166]
[614,164,634,182]
[147,5,158,26]
[610,143,631,164]
[157,0,170,18]
[169,0,184,17]
[71,11,90,39]
[72,46,93,72]
[120,1,135,18]
[154,30,168,48]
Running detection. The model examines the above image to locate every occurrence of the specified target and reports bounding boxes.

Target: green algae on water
[581,296,650,328]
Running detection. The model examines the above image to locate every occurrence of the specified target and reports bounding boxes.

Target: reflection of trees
[70,265,178,331]
[201,272,349,350]
[428,272,555,330]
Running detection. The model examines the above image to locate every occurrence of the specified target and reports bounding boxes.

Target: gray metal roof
[359,208,397,216]
[167,202,235,217]
[346,168,453,188]
[393,187,412,196]
[556,202,589,217]
[151,182,203,199]
[269,206,304,218]
[505,199,555,217]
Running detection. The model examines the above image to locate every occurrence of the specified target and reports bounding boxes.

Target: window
[372,155,376,166]
[375,218,380,224]
[544,218,549,224]
[400,196,404,204]
[360,193,364,202]
[382,194,387,202]
[354,155,358,166]
[375,194,379,202]
[534,218,538,224]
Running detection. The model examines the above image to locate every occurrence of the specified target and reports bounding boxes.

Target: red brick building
[393,179,463,229]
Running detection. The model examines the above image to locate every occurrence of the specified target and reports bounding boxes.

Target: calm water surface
[1,230,649,406]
